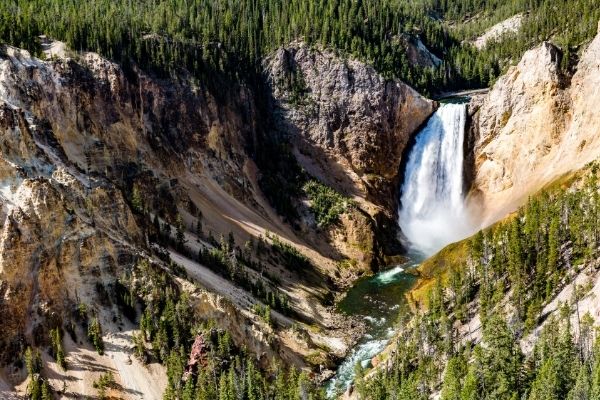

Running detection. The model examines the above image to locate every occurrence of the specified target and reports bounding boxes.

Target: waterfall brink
[399,103,474,256]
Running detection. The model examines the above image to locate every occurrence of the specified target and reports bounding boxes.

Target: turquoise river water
[325,255,421,397]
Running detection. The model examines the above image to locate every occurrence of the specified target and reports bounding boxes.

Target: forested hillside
[3,1,600,399]
[1,0,451,93]
[2,0,599,94]
[432,0,600,82]
[23,256,325,400]
[356,163,600,399]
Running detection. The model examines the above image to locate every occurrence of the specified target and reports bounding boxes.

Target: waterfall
[399,103,474,255]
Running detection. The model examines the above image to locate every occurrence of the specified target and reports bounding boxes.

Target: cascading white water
[399,103,474,255]
[327,103,476,398]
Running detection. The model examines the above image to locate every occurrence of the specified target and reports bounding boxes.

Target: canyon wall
[468,22,600,224]
[264,42,435,264]
[0,39,434,395]
[265,42,435,212]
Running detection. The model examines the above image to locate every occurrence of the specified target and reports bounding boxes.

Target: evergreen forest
[1,0,599,94]
[356,163,600,399]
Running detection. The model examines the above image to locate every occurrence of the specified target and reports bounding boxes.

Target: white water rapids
[399,102,475,255]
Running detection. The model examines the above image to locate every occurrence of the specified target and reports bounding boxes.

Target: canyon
[1,10,600,400]
[0,38,434,397]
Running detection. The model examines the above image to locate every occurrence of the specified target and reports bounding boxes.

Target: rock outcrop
[265,42,436,211]
[473,14,524,50]
[264,42,435,267]
[396,34,443,68]
[468,23,600,223]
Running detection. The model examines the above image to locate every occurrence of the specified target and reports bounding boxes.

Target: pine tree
[28,377,42,400]
[441,355,466,400]
[131,183,143,213]
[547,215,560,279]
[591,348,600,398]
[175,214,186,250]
[88,317,105,355]
[25,347,44,400]
[568,364,591,400]
[218,373,229,400]
[182,376,195,400]
[460,366,479,400]
[25,347,42,376]
[529,358,563,400]
[41,380,52,400]
[478,314,523,399]
[50,328,66,370]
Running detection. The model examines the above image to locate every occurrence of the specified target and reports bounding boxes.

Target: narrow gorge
[2,2,600,400]
[327,101,479,397]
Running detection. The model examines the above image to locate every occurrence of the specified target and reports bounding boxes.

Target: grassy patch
[409,237,469,309]
[305,350,328,367]
[337,258,358,270]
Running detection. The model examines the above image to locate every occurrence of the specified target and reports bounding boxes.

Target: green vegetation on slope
[356,162,600,398]
[124,259,325,399]
[255,142,355,228]
[0,0,450,94]
[435,0,600,77]
[302,180,355,227]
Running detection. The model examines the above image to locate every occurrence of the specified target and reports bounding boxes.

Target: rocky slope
[0,45,282,398]
[467,21,600,224]
[473,14,524,49]
[0,39,434,397]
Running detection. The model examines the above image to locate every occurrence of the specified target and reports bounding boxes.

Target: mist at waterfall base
[399,103,476,256]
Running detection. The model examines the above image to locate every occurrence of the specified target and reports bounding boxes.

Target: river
[325,255,421,397]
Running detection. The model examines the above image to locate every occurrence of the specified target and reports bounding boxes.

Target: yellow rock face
[469,26,600,226]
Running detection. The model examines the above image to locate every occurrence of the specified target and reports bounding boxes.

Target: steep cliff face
[0,74,170,397]
[265,42,436,210]
[264,42,435,266]
[468,23,600,223]
[0,77,142,349]
[0,46,258,187]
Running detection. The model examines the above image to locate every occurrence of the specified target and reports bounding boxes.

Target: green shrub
[267,232,312,270]
[93,371,115,400]
[252,303,272,326]
[302,180,354,227]
[88,317,105,355]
